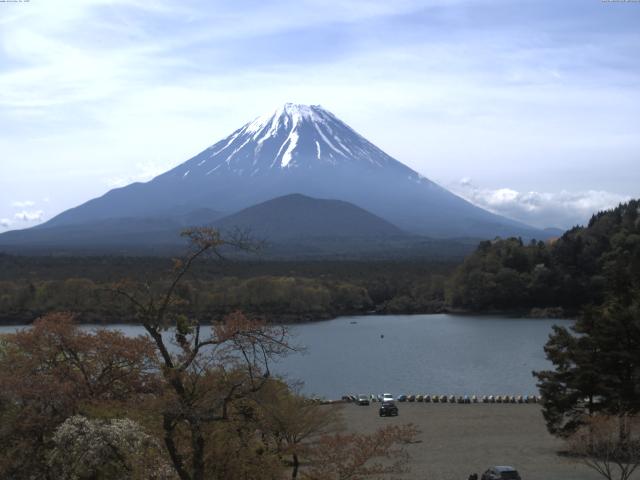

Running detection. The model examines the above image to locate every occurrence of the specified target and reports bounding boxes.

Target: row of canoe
[342,394,541,404]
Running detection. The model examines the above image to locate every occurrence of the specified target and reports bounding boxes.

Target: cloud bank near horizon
[452,178,630,230]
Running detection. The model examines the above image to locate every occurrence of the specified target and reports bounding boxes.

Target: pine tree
[533,299,640,438]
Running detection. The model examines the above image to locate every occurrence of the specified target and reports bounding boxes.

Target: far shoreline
[0,309,574,329]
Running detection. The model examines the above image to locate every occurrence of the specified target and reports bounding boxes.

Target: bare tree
[255,380,343,479]
[567,414,640,480]
[114,228,295,480]
[302,424,419,480]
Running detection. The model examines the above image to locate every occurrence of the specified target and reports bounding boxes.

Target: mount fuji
[1,103,548,254]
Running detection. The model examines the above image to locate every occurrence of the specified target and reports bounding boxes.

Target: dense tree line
[0,259,453,324]
[448,200,640,313]
[2,200,639,323]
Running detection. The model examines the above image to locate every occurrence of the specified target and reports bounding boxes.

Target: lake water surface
[0,314,570,398]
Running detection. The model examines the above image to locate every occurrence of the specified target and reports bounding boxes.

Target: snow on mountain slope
[171,103,423,178]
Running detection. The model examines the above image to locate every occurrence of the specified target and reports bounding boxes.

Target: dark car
[481,466,521,480]
[357,394,370,406]
[379,401,399,417]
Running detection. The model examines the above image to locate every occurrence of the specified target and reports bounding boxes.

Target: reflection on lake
[0,314,570,398]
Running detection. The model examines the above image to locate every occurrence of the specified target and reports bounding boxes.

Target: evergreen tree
[534,299,640,437]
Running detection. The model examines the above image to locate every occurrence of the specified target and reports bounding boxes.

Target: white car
[382,393,394,402]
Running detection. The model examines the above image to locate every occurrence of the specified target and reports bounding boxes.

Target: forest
[448,199,640,314]
[0,257,454,324]
[0,200,638,324]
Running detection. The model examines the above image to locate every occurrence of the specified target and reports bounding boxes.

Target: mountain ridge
[214,193,405,241]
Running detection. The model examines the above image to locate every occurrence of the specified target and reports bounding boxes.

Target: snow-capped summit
[34,103,546,240]
[180,103,416,174]
[244,103,326,135]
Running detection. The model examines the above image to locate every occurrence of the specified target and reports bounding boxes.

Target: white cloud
[453,179,631,229]
[14,210,44,222]
[11,200,35,207]
[105,160,174,188]
[0,218,12,229]
[459,176,473,188]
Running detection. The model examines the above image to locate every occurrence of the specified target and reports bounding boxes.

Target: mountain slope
[0,194,481,259]
[6,103,547,241]
[0,209,223,253]
[214,194,404,241]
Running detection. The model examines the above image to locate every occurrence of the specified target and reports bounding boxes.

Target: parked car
[357,394,370,406]
[382,393,394,403]
[379,401,399,417]
[481,466,521,480]
[397,394,408,402]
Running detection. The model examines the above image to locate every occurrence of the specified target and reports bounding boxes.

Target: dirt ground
[338,402,630,480]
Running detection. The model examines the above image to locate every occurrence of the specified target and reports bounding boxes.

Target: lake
[0,314,570,399]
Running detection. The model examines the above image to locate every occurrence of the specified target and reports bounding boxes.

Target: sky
[0,0,639,231]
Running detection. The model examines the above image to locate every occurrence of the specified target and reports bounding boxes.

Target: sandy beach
[338,402,620,480]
